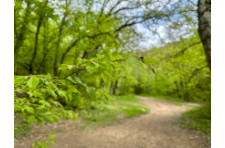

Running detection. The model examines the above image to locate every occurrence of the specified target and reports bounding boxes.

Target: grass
[140,94,184,102]
[77,94,149,129]
[180,106,211,142]
[14,118,32,140]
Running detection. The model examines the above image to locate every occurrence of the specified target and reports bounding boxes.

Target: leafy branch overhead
[14,56,152,128]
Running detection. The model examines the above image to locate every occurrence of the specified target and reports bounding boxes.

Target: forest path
[15,96,210,148]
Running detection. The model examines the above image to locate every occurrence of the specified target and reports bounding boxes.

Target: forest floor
[14,96,210,148]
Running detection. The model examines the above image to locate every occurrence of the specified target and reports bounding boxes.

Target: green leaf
[44,101,51,107]
[50,90,57,98]
[96,54,106,61]
[14,76,25,85]
[86,87,96,99]
[95,91,103,96]
[49,132,55,138]
[52,115,59,122]
[17,112,26,117]
[110,63,118,70]
[99,62,108,69]
[66,76,76,84]
[25,106,34,114]
[66,87,78,95]
[74,77,82,84]
[58,64,68,70]
[27,115,36,124]
[51,140,56,145]
[45,81,58,90]
[14,104,23,111]
[27,76,40,89]
[127,58,143,67]
[39,78,46,83]
[101,72,108,83]
[142,58,158,65]
[32,142,37,147]
[90,60,99,67]
[86,66,95,74]
[45,139,50,143]
[69,112,76,120]
[104,93,113,100]
[45,116,53,122]
[44,111,52,115]
[36,116,43,125]
[67,65,76,70]
[36,104,45,110]
[96,54,103,58]
[37,74,51,79]
[57,90,68,101]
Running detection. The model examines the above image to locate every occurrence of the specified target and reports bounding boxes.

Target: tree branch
[170,41,201,58]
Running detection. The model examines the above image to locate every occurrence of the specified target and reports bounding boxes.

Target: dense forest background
[14,0,211,147]
[14,0,210,103]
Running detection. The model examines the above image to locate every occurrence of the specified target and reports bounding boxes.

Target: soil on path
[15,96,210,148]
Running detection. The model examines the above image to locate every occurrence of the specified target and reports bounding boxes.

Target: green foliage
[14,76,26,85]
[130,34,210,103]
[32,132,56,148]
[180,106,211,142]
[14,57,128,144]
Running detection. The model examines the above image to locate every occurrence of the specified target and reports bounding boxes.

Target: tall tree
[30,0,49,74]
[197,0,211,71]
[54,0,71,76]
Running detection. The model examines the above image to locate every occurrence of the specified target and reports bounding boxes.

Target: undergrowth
[180,106,211,142]
[77,94,149,129]
[14,118,32,140]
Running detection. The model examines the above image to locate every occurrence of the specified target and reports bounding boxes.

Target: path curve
[15,96,210,148]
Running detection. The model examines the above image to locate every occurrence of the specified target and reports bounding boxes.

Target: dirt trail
[15,96,210,148]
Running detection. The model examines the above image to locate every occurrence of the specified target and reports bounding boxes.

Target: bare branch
[108,0,122,14]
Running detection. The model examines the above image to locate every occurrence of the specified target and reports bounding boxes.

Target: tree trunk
[109,82,114,95]
[113,80,118,95]
[198,0,211,71]
[14,1,31,55]
[37,21,48,74]
[54,0,71,76]
[29,0,49,74]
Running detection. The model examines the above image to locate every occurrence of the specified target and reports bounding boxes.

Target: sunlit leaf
[27,76,39,89]
[74,77,82,84]
[27,115,36,124]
